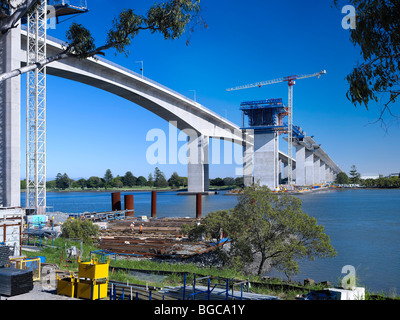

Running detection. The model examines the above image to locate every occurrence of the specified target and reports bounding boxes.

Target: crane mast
[227,70,326,188]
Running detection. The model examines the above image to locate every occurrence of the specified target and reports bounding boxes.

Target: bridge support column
[313,157,321,185]
[0,24,21,207]
[320,161,326,184]
[295,146,305,186]
[188,134,209,193]
[253,132,279,190]
[325,167,331,183]
[283,162,289,181]
[243,132,254,186]
[305,150,314,186]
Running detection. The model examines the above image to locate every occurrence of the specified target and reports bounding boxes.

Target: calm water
[21,188,400,294]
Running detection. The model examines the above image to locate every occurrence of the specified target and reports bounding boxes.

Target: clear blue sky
[20,0,400,180]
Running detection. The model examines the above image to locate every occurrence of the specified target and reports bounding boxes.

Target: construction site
[0,0,362,303]
[0,189,371,301]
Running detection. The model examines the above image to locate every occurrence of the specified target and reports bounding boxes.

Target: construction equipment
[227,70,326,187]
[57,257,109,300]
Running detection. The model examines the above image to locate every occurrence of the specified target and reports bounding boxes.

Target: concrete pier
[295,146,306,186]
[253,132,279,190]
[305,149,314,185]
[188,134,209,193]
[0,25,21,208]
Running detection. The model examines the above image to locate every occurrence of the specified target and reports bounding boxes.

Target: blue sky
[20,0,400,180]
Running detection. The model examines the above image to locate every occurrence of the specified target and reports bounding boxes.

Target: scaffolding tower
[25,1,89,214]
[26,0,48,215]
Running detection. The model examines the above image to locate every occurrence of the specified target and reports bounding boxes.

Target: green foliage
[86,176,103,189]
[186,185,337,278]
[336,171,350,184]
[64,0,202,58]
[335,0,400,118]
[229,184,337,277]
[55,173,71,190]
[168,171,182,188]
[362,175,400,188]
[123,171,137,187]
[136,175,148,186]
[104,169,114,186]
[65,22,96,58]
[61,219,99,244]
[154,167,168,188]
[210,177,225,186]
[349,165,361,184]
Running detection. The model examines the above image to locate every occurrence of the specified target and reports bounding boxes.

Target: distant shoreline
[20,186,235,194]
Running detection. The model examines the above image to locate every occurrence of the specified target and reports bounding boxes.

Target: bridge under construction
[0,1,341,214]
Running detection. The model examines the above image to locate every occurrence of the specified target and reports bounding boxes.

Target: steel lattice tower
[26,0,47,214]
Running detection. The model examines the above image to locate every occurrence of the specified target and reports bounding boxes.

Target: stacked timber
[101,217,198,238]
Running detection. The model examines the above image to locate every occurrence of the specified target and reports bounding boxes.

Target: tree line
[51,167,185,190]
[21,167,244,191]
[335,165,400,188]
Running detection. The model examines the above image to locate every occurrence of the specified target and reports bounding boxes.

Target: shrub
[61,219,99,244]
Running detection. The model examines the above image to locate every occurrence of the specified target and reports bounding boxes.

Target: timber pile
[97,217,214,259]
[100,217,198,238]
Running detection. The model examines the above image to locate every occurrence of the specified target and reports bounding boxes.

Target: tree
[181,210,230,264]
[334,0,400,124]
[234,176,244,188]
[0,0,204,82]
[86,176,102,189]
[168,171,182,188]
[228,184,336,277]
[123,171,136,187]
[210,177,224,186]
[349,165,361,184]
[223,177,235,186]
[0,0,39,37]
[46,180,56,189]
[104,169,113,185]
[20,179,26,190]
[136,175,147,187]
[112,176,124,188]
[154,167,168,188]
[61,219,99,244]
[147,173,154,187]
[76,178,87,190]
[55,172,71,190]
[336,171,350,184]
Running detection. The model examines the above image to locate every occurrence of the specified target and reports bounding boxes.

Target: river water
[21,188,400,295]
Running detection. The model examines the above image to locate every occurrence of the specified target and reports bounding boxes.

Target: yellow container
[10,257,41,281]
[57,276,76,298]
[76,279,108,300]
[78,258,109,280]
